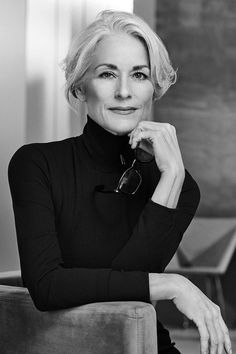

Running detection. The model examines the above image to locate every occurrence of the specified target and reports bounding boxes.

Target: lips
[109,107,138,115]
[109,106,137,110]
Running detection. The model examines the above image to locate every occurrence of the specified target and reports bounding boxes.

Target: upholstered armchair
[0,271,158,354]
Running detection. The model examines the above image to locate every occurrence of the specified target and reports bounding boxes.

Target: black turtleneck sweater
[8,117,200,313]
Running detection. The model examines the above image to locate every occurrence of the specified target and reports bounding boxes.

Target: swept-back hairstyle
[62,10,176,106]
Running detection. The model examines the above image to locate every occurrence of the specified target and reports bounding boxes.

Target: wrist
[149,273,180,301]
[162,165,185,182]
[151,171,177,207]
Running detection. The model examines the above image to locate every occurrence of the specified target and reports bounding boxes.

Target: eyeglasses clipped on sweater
[95,147,154,195]
[114,147,154,195]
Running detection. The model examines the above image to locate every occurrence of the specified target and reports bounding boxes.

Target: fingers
[130,129,165,150]
[206,302,232,354]
[219,316,232,354]
[194,301,219,354]
[173,277,231,354]
[129,121,177,149]
[214,320,224,354]
[129,121,184,174]
[212,306,225,354]
[197,302,232,354]
[129,123,177,155]
[205,308,220,354]
[196,319,210,354]
[129,121,181,164]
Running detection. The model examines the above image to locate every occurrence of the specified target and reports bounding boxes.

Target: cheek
[136,83,154,103]
[141,87,154,107]
[86,81,112,105]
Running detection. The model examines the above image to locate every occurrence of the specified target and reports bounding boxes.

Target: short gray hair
[62,10,177,106]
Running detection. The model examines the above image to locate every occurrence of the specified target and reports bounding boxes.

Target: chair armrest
[0,285,157,354]
[0,270,22,286]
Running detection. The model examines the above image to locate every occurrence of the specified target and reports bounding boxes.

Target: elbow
[32,298,51,312]
[28,284,56,312]
[26,273,60,312]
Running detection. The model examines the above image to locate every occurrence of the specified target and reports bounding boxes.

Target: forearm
[25,265,149,311]
[151,169,185,209]
[166,169,185,208]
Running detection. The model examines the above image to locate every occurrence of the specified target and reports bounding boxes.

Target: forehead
[91,33,150,68]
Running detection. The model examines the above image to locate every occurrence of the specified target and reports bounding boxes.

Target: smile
[109,107,138,115]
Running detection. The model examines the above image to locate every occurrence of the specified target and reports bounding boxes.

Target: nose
[114,76,132,100]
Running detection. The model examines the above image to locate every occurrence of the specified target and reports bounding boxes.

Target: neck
[82,116,134,172]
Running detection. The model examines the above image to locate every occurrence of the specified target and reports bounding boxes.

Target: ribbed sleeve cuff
[148,199,178,216]
[108,270,150,303]
[144,199,178,228]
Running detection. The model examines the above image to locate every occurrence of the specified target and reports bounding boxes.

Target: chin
[107,116,140,136]
[107,122,136,136]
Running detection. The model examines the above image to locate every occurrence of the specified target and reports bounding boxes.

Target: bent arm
[113,121,200,273]
[112,168,200,272]
[8,145,150,311]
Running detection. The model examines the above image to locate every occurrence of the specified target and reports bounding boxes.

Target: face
[80,33,154,135]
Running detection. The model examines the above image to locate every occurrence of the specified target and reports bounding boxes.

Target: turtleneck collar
[82,116,135,172]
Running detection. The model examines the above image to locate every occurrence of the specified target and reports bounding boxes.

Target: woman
[9,10,231,354]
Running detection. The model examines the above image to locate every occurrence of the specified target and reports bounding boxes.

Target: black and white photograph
[0,1,236,353]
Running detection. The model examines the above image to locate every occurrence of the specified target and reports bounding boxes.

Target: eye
[99,71,116,79]
[132,72,148,80]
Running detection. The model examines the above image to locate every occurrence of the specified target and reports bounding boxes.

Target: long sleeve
[112,169,200,272]
[8,145,150,311]
[8,130,200,312]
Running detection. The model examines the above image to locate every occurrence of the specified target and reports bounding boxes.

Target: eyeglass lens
[115,148,153,195]
[116,165,142,194]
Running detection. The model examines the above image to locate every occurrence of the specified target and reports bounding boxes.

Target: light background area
[0,1,26,272]
[0,0,155,271]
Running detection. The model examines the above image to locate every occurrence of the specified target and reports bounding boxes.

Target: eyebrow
[94,63,150,71]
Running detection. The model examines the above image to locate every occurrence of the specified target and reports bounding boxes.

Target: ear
[72,86,86,102]
[152,94,157,102]
[152,96,158,103]
[152,90,158,102]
